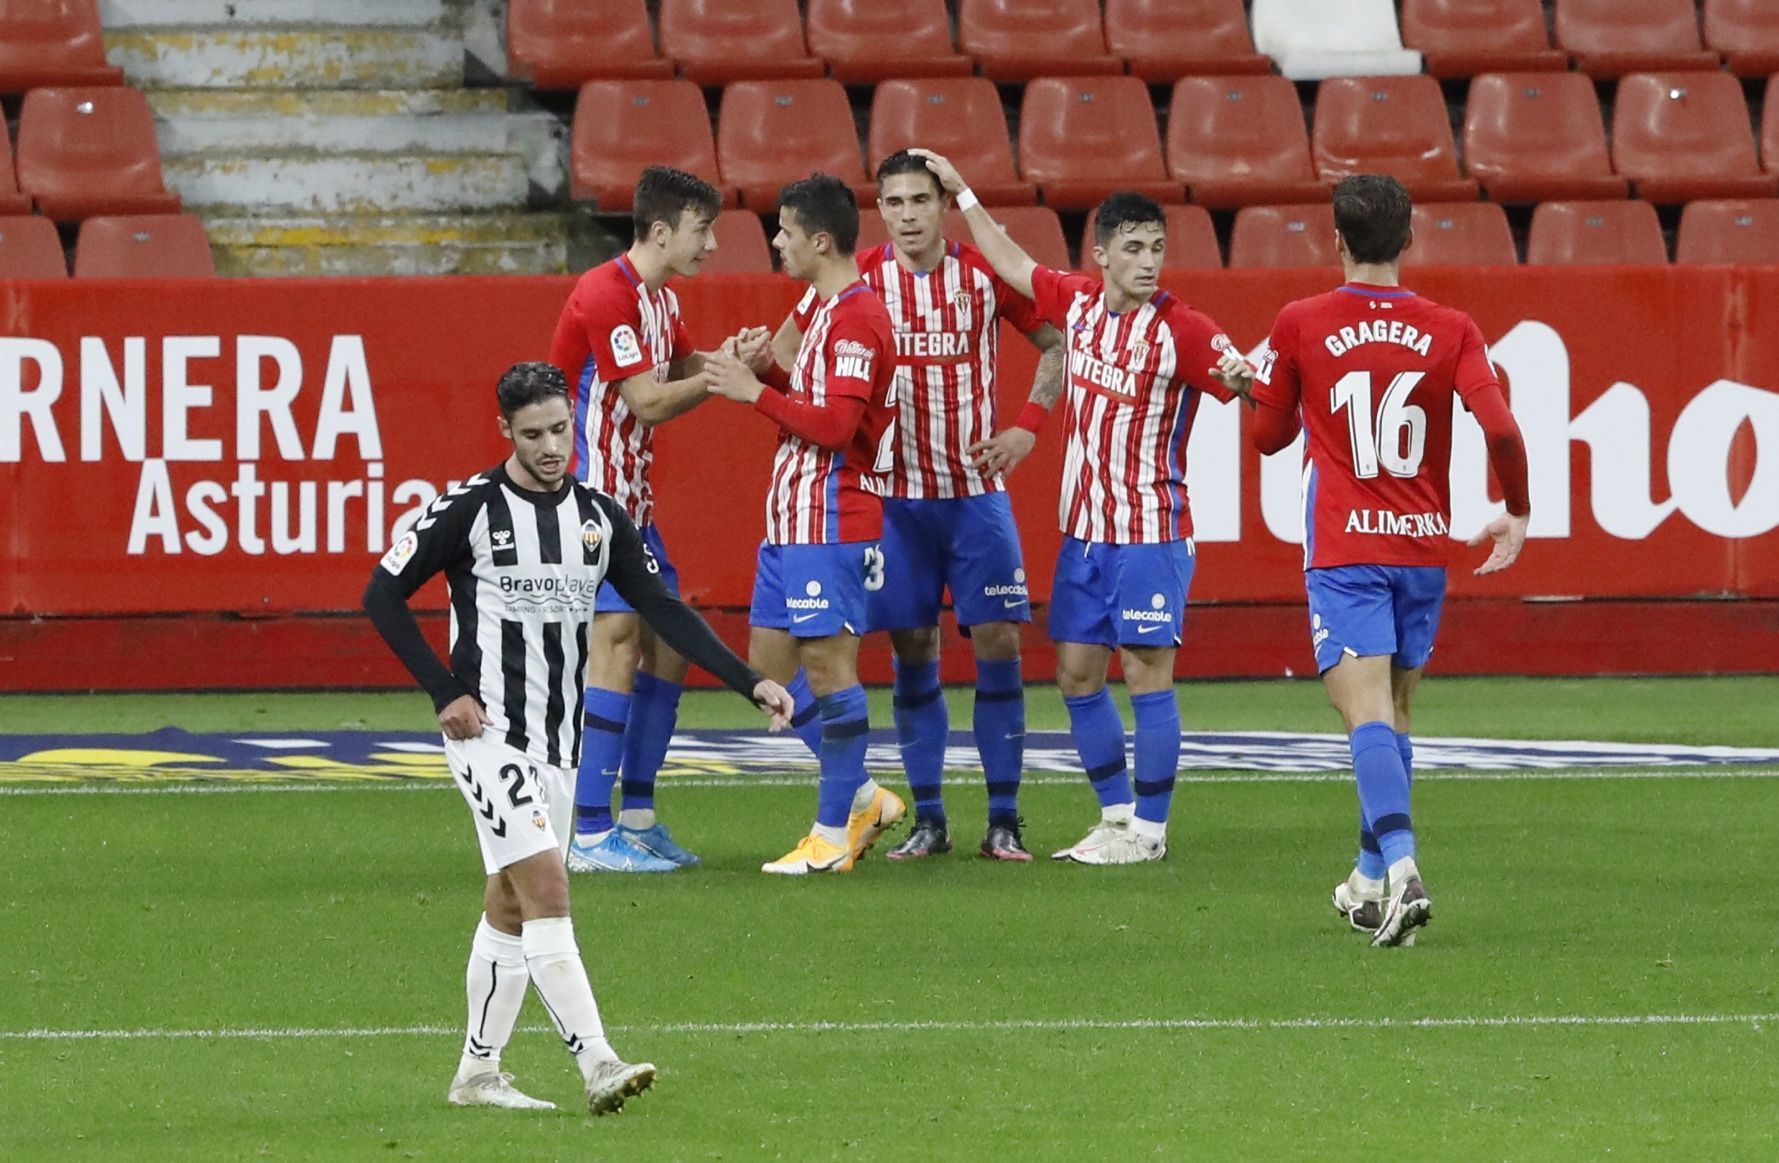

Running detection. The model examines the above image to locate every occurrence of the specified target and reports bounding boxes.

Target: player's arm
[768,315,803,378]
[615,367,712,425]
[969,322,1065,477]
[1458,325,1531,574]
[704,346,867,447]
[910,149,1036,299]
[1247,314,1305,455]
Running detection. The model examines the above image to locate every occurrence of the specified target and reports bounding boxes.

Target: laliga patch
[610,324,644,368]
[379,532,419,576]
[581,519,603,555]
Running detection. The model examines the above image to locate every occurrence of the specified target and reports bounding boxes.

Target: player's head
[1332,174,1414,267]
[1089,192,1168,300]
[495,362,572,489]
[633,166,723,278]
[875,150,946,259]
[775,173,859,279]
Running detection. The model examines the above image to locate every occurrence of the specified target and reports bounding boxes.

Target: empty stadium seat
[806,0,971,83]
[658,0,825,85]
[505,0,672,89]
[856,207,1072,272]
[1165,75,1328,209]
[1526,200,1669,265]
[0,128,32,215]
[1463,72,1629,203]
[1676,199,1779,263]
[1612,72,1779,203]
[1399,0,1569,78]
[1228,204,1340,269]
[1555,0,1719,78]
[1104,0,1271,82]
[699,209,774,274]
[1081,204,1222,271]
[16,87,182,223]
[1312,76,1480,202]
[957,0,1122,81]
[1017,77,1182,210]
[717,80,872,215]
[0,215,68,277]
[868,79,1034,205]
[570,81,729,211]
[1250,0,1422,80]
[1766,80,1779,175]
[1705,0,1779,77]
[73,214,216,277]
[1403,202,1519,267]
[0,0,123,93]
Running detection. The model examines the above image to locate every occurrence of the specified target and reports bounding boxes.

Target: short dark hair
[1093,191,1167,247]
[778,172,860,254]
[497,362,569,417]
[874,149,942,196]
[632,165,722,239]
[1332,174,1413,263]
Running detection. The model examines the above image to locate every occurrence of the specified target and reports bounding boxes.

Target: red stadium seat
[73,213,215,277]
[1165,75,1328,209]
[957,0,1122,81]
[1462,72,1629,203]
[1555,0,1719,79]
[1403,202,1519,267]
[717,80,871,215]
[1766,80,1779,175]
[856,206,1072,272]
[1399,0,1569,78]
[868,79,1034,206]
[1311,76,1480,202]
[1705,0,1779,77]
[806,0,971,84]
[1612,72,1779,203]
[1228,204,1340,270]
[0,215,69,277]
[1676,199,1779,263]
[1017,77,1183,210]
[1081,204,1221,271]
[570,80,729,211]
[0,0,123,93]
[16,87,182,223]
[1104,0,1272,82]
[657,0,825,85]
[1526,200,1669,265]
[505,0,672,89]
[0,127,33,215]
[698,209,774,274]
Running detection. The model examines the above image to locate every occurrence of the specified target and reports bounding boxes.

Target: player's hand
[1209,351,1256,405]
[732,326,774,374]
[1470,511,1529,575]
[908,148,968,197]
[969,428,1037,478]
[751,679,796,732]
[704,348,764,404]
[438,694,490,741]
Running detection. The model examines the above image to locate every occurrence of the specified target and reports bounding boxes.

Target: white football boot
[1062,829,1166,865]
[446,1068,557,1110]
[1050,807,1134,861]
[585,1057,657,1116]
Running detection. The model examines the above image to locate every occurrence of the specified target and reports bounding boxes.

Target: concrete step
[105,26,465,89]
[203,213,568,276]
[147,88,509,117]
[165,151,531,215]
[100,0,449,28]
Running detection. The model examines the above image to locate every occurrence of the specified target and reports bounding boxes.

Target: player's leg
[447,873,554,1110]
[1049,538,1133,861]
[568,608,673,873]
[748,541,824,755]
[874,499,950,857]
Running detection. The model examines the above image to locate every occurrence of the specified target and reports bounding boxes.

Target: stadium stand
[505,0,672,90]
[1704,0,1779,77]
[1526,199,1670,264]
[571,80,730,211]
[0,127,31,215]
[700,208,774,274]
[657,0,825,85]
[1311,76,1480,202]
[73,213,216,277]
[1104,0,1272,81]
[855,206,1071,271]
[0,0,122,93]
[868,78,1035,205]
[1611,71,1779,203]
[1676,199,1779,263]
[1766,79,1779,176]
[16,85,182,222]
[1399,0,1569,77]
[1555,0,1720,78]
[1081,203,1222,270]
[956,0,1122,82]
[1165,75,1328,209]
[1249,0,1422,80]
[1228,203,1341,269]
[806,0,972,83]
[1017,76,1181,210]
[717,80,872,214]
[1403,201,1520,266]
[1462,72,1629,203]
[0,214,68,277]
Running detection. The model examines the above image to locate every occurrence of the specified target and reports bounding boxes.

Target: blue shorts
[595,522,678,614]
[868,493,1031,632]
[749,540,878,639]
[1048,536,1196,650]
[1305,564,1448,674]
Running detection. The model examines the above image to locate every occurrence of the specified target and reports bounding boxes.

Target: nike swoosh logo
[792,613,820,623]
[1002,598,1025,608]
[1136,624,1164,634]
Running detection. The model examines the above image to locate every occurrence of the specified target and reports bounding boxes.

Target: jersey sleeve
[667,293,694,364]
[573,281,660,382]
[790,285,820,332]
[1029,265,1096,331]
[992,270,1045,335]
[361,479,485,711]
[1452,317,1502,408]
[1250,306,1304,415]
[820,308,890,402]
[1172,304,1240,405]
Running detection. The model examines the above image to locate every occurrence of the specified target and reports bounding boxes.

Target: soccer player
[767,150,1067,862]
[363,362,793,1111]
[911,149,1253,865]
[704,173,904,875]
[1241,175,1530,946]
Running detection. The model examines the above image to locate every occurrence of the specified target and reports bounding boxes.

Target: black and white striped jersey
[363,462,759,770]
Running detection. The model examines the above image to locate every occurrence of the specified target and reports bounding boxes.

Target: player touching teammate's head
[495,362,572,488]
[874,149,947,261]
[1332,174,1413,265]
[1089,191,1168,301]
[875,149,944,198]
[633,166,723,278]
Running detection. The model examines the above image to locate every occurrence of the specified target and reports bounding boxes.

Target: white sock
[521,916,616,1080]
[813,822,848,847]
[1101,802,1134,826]
[1129,817,1166,843]
[575,826,613,844]
[458,916,529,1078]
[849,778,881,813]
[1387,856,1421,890]
[1348,871,1387,902]
[617,808,656,830]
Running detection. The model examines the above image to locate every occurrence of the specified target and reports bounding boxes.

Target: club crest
[581,519,603,554]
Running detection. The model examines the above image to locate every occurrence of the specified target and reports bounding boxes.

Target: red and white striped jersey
[1031,266,1239,544]
[767,282,896,544]
[547,253,692,527]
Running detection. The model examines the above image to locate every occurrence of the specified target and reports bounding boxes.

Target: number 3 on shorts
[863,545,886,591]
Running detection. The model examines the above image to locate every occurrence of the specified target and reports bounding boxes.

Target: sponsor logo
[492,528,514,549]
[894,331,972,359]
[1322,319,1433,359]
[983,582,1028,598]
[786,580,830,611]
[1343,509,1451,538]
[792,612,822,623]
[1254,344,1278,386]
[1150,593,1165,608]
[580,519,603,554]
[610,325,643,368]
[833,352,876,381]
[378,531,418,575]
[1136,623,1165,634]
[497,574,600,615]
[1121,607,1172,623]
[1068,348,1139,400]
[1312,612,1329,649]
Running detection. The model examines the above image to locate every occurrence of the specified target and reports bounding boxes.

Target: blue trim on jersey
[1168,390,1192,540]
[1304,459,1319,565]
[835,284,871,304]
[574,354,597,477]
[615,253,642,287]
[823,452,842,543]
[1336,284,1417,299]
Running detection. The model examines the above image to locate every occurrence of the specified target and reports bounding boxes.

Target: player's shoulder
[855,243,894,279]
[837,280,893,327]
[412,466,502,534]
[1406,291,1481,334]
[949,239,998,279]
[568,257,638,310]
[1151,291,1227,339]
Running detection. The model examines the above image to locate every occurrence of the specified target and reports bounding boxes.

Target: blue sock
[786,669,824,758]
[620,672,681,813]
[974,658,1024,826]
[1064,687,1131,810]
[816,685,870,829]
[1355,731,1414,879]
[574,686,630,835]
[893,659,948,823]
[1397,731,1414,786]
[1130,689,1180,826]
[1351,720,1414,868]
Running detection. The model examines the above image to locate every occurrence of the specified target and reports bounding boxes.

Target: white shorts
[444,734,573,876]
